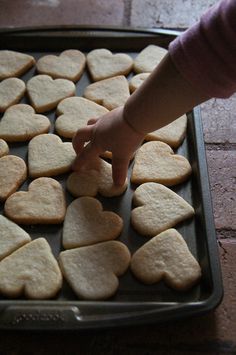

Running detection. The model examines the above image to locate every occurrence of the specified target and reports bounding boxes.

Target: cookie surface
[0,50,35,80]
[0,78,26,112]
[129,72,150,93]
[134,45,167,73]
[131,182,195,236]
[0,139,9,157]
[0,215,31,261]
[131,141,192,186]
[145,115,187,148]
[131,229,201,291]
[0,238,62,299]
[36,49,86,82]
[4,177,66,224]
[0,104,50,142]
[67,157,127,197]
[55,96,108,138]
[63,196,123,248]
[83,75,130,110]
[26,74,76,113]
[59,241,131,300]
[0,155,27,202]
[28,133,76,178]
[87,48,133,81]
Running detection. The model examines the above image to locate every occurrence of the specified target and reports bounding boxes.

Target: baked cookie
[59,241,131,300]
[0,139,9,157]
[55,96,108,138]
[0,238,62,299]
[0,104,50,142]
[63,196,123,248]
[0,155,27,202]
[129,73,150,93]
[28,133,76,178]
[4,177,66,224]
[26,74,76,113]
[67,157,127,197]
[0,215,31,261]
[131,182,195,236]
[131,141,192,186]
[131,229,201,291]
[87,48,133,81]
[145,115,187,148]
[0,78,26,112]
[0,50,35,80]
[36,49,86,82]
[83,75,130,110]
[133,44,167,73]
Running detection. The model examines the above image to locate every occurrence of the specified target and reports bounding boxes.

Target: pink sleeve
[168,0,236,98]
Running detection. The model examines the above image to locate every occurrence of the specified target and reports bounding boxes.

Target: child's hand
[72,106,145,186]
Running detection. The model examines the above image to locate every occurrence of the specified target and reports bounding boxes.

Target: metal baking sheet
[0,27,223,330]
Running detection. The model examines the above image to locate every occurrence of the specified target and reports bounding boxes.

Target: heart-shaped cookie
[131,229,201,291]
[59,241,131,300]
[87,48,133,81]
[26,74,76,113]
[131,182,195,236]
[28,133,76,178]
[0,139,9,157]
[0,50,35,80]
[0,238,62,299]
[129,72,150,93]
[0,78,26,112]
[36,49,86,82]
[0,155,27,202]
[145,115,187,148]
[0,215,31,261]
[131,141,192,186]
[55,96,108,138]
[63,196,123,248]
[0,104,50,142]
[67,157,127,197]
[134,44,167,73]
[4,177,66,224]
[83,75,130,110]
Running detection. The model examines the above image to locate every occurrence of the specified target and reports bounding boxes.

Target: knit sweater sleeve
[168,0,236,98]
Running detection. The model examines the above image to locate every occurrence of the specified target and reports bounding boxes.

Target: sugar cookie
[131,229,201,291]
[55,96,108,138]
[0,215,31,261]
[36,49,86,82]
[28,133,76,178]
[0,50,35,80]
[87,48,133,81]
[59,241,130,300]
[131,182,195,236]
[0,104,50,142]
[0,78,25,112]
[26,74,76,113]
[0,238,62,299]
[4,177,66,224]
[134,44,167,73]
[131,141,192,186]
[84,75,130,110]
[0,155,27,202]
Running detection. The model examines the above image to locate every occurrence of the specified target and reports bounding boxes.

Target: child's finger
[72,140,102,171]
[72,125,94,154]
[111,155,130,186]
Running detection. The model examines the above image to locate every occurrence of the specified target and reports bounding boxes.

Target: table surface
[0,1,235,354]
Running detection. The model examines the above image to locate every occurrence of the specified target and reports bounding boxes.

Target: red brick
[206,149,236,230]
[130,0,217,28]
[201,94,236,144]
[0,0,125,27]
